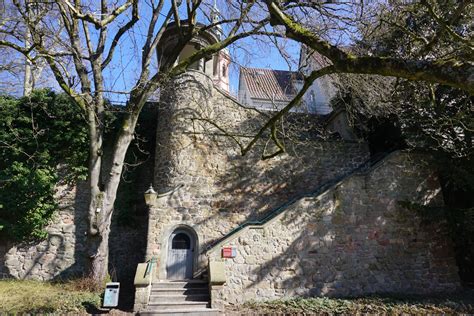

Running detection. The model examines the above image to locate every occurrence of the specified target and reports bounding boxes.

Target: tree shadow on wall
[1,179,90,282]
[105,103,157,311]
[240,167,456,299]
[155,72,368,251]
[45,104,154,311]
[54,157,151,311]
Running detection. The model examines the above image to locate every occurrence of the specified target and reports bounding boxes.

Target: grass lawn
[229,291,474,315]
[2,279,473,315]
[0,279,102,314]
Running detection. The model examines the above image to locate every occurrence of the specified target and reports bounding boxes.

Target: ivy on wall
[0,90,88,241]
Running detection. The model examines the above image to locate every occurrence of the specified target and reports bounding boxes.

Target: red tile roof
[240,67,303,102]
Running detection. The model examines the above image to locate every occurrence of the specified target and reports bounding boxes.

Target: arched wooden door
[166,230,194,280]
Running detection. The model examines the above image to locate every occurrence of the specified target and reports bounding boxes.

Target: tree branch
[265,0,474,95]
[241,65,336,156]
[421,0,474,49]
[61,0,133,29]
[102,0,139,70]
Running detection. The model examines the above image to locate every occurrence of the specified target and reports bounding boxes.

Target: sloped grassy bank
[0,279,101,314]
[229,292,474,315]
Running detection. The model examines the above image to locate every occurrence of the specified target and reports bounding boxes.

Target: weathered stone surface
[0,69,461,312]
[147,71,370,282]
[208,151,460,306]
[0,181,88,280]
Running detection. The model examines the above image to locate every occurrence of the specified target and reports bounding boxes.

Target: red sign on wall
[221,247,236,258]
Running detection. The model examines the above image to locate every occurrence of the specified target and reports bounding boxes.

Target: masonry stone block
[207,151,461,305]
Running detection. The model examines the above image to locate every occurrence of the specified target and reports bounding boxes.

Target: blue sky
[1,0,366,100]
[0,1,302,101]
[99,0,303,101]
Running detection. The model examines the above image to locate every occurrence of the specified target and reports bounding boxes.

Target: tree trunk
[86,112,140,285]
[89,214,111,285]
[23,57,33,96]
[23,3,33,97]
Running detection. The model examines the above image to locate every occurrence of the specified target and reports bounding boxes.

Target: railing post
[133,257,157,312]
[208,258,226,312]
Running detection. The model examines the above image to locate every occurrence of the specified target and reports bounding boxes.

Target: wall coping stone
[209,260,226,285]
[134,263,151,286]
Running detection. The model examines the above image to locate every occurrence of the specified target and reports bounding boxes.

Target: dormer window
[213,55,218,76]
[222,64,227,77]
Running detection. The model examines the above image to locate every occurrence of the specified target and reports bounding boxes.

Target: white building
[299,45,338,115]
[238,46,337,115]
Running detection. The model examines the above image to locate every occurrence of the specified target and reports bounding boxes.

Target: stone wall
[207,151,461,306]
[0,180,88,280]
[2,68,461,310]
[147,70,370,279]
[0,104,156,285]
[0,178,147,312]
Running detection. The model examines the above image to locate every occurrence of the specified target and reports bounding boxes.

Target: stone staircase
[139,280,220,316]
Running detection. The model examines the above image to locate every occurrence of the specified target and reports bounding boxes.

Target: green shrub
[0,90,88,241]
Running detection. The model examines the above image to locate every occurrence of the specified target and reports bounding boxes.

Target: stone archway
[166,226,197,280]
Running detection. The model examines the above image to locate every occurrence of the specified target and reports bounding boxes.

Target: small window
[213,57,218,76]
[222,64,227,77]
[172,233,191,249]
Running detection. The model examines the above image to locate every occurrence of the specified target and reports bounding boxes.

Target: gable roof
[240,67,302,102]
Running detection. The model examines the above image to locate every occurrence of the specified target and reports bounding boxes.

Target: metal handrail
[206,149,396,252]
[144,257,157,278]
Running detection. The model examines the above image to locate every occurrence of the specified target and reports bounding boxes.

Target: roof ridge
[240,66,300,73]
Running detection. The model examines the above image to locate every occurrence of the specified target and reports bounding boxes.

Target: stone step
[147,301,209,310]
[151,288,209,295]
[146,280,213,315]
[151,280,208,289]
[140,308,220,316]
[152,280,208,284]
[149,294,210,303]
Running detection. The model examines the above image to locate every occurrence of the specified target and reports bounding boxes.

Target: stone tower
[149,15,245,281]
[156,11,230,93]
[148,16,371,282]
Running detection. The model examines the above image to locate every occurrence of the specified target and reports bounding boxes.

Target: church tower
[210,0,231,92]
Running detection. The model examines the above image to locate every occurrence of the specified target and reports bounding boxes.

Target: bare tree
[0,0,275,284]
[261,0,473,93]
[0,0,52,95]
[0,0,472,285]
[235,0,473,156]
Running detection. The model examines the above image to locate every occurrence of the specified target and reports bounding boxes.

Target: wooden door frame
[163,225,198,280]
